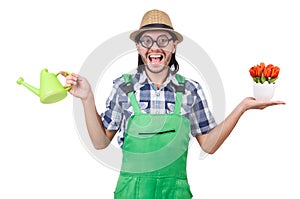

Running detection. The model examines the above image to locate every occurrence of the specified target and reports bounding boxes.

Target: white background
[1,0,299,198]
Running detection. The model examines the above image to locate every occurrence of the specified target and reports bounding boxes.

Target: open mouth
[148,54,164,65]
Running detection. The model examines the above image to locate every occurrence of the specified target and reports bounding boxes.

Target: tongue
[151,57,161,65]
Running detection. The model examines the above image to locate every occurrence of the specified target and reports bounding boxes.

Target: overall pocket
[175,179,193,198]
[114,176,137,199]
[139,129,176,135]
[165,178,193,199]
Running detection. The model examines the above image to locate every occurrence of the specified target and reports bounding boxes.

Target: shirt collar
[134,69,181,91]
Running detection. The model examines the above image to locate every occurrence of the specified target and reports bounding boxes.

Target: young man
[63,9,284,199]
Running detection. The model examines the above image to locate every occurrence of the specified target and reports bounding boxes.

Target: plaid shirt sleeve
[101,77,125,131]
[184,79,217,137]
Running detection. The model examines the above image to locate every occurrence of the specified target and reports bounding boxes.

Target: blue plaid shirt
[101,70,217,147]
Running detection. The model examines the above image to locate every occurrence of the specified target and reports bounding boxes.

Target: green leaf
[261,73,266,84]
[268,77,278,84]
[253,77,259,83]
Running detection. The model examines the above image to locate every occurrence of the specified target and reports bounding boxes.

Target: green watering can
[16,68,71,104]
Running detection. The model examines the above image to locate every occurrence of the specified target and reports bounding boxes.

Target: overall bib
[114,74,193,199]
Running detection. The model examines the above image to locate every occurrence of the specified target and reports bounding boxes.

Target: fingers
[257,99,286,106]
[59,71,68,77]
[271,100,286,105]
[61,72,79,87]
[257,100,286,110]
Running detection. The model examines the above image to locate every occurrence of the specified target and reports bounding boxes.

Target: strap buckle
[121,82,134,94]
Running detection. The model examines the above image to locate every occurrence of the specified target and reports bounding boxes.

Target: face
[136,30,178,74]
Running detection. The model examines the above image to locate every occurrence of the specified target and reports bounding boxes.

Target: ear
[136,43,141,53]
[172,40,179,53]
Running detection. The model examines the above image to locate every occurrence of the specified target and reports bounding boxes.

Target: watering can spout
[16,77,40,97]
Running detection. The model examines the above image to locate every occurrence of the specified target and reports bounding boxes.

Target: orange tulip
[271,66,280,78]
[264,64,273,78]
[256,63,265,77]
[249,67,257,77]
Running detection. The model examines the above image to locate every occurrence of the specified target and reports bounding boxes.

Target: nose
[151,41,160,49]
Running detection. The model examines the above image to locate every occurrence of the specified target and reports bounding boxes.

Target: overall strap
[121,74,141,114]
[173,74,185,115]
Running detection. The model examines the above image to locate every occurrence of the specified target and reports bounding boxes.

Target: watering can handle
[56,71,72,91]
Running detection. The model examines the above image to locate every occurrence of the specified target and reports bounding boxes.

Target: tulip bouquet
[249,62,280,84]
[249,62,280,100]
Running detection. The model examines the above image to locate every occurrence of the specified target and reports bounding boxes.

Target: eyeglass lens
[140,35,171,48]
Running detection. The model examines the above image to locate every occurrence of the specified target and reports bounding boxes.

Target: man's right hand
[60,72,92,101]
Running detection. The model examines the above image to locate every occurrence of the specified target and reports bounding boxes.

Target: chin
[146,64,168,74]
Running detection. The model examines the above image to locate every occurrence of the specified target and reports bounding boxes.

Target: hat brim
[130,28,183,43]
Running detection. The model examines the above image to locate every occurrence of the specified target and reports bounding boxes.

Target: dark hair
[137,53,179,74]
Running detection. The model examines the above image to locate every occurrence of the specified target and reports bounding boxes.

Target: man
[62,9,284,199]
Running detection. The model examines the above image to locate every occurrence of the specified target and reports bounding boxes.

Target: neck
[145,67,169,89]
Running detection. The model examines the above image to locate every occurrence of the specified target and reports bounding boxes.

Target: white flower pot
[253,82,276,101]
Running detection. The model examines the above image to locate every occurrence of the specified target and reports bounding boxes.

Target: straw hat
[130,9,183,43]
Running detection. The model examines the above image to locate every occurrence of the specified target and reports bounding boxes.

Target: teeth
[149,55,163,62]
[150,55,161,58]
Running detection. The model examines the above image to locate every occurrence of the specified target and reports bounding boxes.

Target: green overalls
[114,74,193,199]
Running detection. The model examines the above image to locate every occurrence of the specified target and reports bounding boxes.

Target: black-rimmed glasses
[139,34,174,49]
